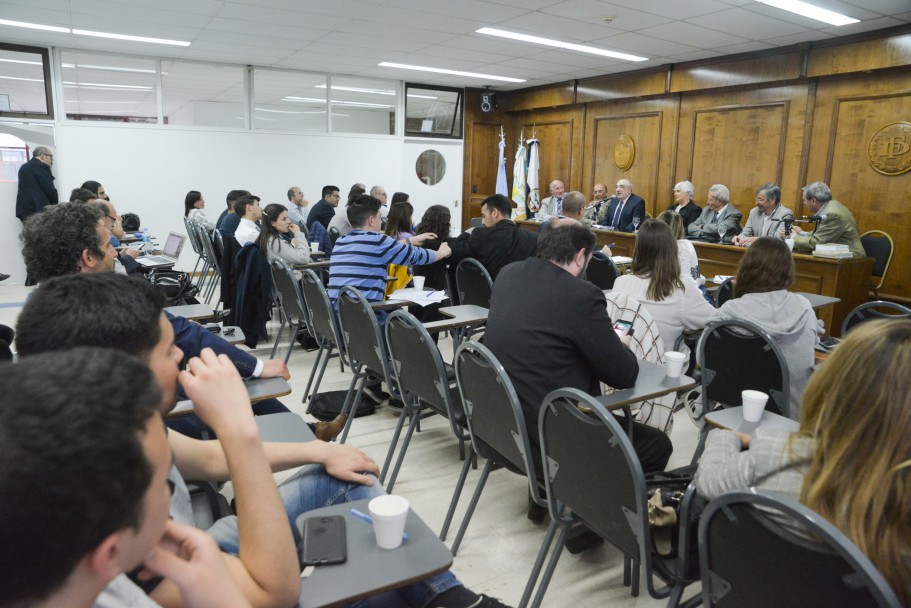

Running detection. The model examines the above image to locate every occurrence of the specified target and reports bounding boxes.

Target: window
[60,50,157,123]
[405,84,462,139]
[162,61,244,128]
[0,44,53,119]
[0,133,28,182]
[328,77,397,135]
[253,69,327,132]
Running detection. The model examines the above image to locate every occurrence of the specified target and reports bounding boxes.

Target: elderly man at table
[732,183,793,247]
[0,348,247,608]
[598,178,646,233]
[687,183,743,241]
[484,220,673,527]
[19,203,296,421]
[449,193,538,280]
[534,179,565,221]
[585,182,608,223]
[538,190,592,234]
[17,273,509,608]
[784,181,866,258]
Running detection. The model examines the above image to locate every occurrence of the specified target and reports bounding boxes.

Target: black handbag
[147,269,198,303]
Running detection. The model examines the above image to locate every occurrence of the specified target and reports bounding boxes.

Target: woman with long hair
[184,190,214,231]
[667,180,702,230]
[413,204,452,290]
[384,201,415,242]
[611,219,714,347]
[657,209,701,285]
[696,318,911,604]
[256,203,310,273]
[708,237,817,418]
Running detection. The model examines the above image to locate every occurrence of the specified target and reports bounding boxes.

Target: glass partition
[162,61,245,128]
[253,69,327,132]
[60,50,157,123]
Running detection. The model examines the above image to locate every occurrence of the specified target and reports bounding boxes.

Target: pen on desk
[426,290,435,296]
[606,243,615,248]
[350,508,409,540]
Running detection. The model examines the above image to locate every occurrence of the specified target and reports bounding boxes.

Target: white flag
[511,133,527,220]
[495,131,508,197]
[526,138,540,213]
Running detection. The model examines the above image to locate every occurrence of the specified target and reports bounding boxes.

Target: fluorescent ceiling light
[379,61,525,83]
[0,58,43,66]
[314,84,439,100]
[477,27,647,62]
[62,63,159,74]
[0,18,69,33]
[63,81,153,90]
[0,75,44,83]
[283,96,393,109]
[72,29,191,46]
[755,0,859,26]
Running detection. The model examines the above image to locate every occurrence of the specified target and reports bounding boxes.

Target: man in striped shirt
[329,194,451,313]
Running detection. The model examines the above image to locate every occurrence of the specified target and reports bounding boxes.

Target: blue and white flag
[511,130,527,220]
[495,130,508,197]
[526,138,540,213]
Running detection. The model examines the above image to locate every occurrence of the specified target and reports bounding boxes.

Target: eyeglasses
[106,214,118,223]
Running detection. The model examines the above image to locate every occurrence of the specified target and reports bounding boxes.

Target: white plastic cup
[412,276,426,290]
[741,390,769,423]
[665,351,688,378]
[368,495,409,550]
[310,242,320,253]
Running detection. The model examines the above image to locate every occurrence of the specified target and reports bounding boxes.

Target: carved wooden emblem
[868,122,911,176]
[614,134,635,171]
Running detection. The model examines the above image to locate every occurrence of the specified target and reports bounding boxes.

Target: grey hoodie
[708,290,819,420]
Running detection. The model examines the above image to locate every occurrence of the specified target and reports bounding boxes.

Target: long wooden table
[519,220,873,337]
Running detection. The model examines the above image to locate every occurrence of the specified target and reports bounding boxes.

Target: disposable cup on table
[412,276,426,290]
[741,390,769,423]
[664,351,688,378]
[368,495,409,550]
[310,242,320,253]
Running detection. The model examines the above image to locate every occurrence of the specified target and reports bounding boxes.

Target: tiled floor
[0,281,702,607]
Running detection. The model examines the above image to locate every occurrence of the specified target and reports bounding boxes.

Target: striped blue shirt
[328,230,435,307]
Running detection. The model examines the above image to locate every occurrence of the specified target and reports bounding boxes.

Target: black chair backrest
[584,252,620,290]
[697,319,790,417]
[699,491,901,607]
[271,259,308,323]
[859,232,892,278]
[329,226,341,248]
[337,286,389,379]
[183,217,204,256]
[300,269,341,348]
[841,300,911,336]
[454,341,535,480]
[539,387,647,563]
[385,309,464,430]
[715,277,734,308]
[455,258,493,309]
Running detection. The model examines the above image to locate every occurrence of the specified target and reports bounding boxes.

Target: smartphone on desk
[613,320,634,339]
[301,515,347,566]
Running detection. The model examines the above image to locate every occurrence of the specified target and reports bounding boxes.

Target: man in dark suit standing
[15,146,58,222]
[598,178,646,232]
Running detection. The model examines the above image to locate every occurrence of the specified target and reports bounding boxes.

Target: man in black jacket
[16,146,58,221]
[449,193,537,279]
[307,184,341,232]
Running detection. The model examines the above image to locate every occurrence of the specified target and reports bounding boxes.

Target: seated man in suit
[585,182,608,223]
[786,181,866,258]
[449,193,538,280]
[0,348,244,608]
[732,183,793,247]
[533,179,565,221]
[597,178,646,232]
[538,190,592,234]
[687,183,744,242]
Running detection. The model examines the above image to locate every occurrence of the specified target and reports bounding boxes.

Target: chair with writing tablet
[841,300,911,337]
[299,269,348,411]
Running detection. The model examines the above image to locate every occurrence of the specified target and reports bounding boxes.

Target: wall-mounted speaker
[480,92,496,113]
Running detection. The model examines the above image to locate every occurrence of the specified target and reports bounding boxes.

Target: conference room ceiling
[0,0,908,92]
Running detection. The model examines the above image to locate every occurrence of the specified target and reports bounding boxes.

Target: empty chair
[584,251,620,290]
[526,387,698,607]
[841,300,911,336]
[381,309,470,493]
[183,217,207,287]
[859,230,893,298]
[335,286,397,443]
[449,341,546,558]
[454,257,493,309]
[299,269,347,410]
[699,490,901,607]
[269,259,311,363]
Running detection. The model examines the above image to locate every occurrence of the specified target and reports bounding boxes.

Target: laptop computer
[136,232,186,268]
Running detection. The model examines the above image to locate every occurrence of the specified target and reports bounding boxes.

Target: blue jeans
[206,465,460,608]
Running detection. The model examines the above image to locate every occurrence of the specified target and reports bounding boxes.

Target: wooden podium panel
[518,220,873,336]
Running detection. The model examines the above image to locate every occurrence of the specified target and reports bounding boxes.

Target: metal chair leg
[440,454,473,541]
[529,522,573,608]
[450,459,492,556]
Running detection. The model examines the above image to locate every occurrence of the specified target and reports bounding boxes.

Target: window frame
[404,83,463,140]
[0,42,54,120]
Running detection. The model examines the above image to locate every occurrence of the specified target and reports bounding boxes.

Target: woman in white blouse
[611,219,715,348]
[257,203,311,275]
[184,190,214,231]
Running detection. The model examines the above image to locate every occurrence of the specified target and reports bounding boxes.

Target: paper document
[388,288,449,308]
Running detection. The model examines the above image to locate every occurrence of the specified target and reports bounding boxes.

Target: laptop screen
[162,232,186,258]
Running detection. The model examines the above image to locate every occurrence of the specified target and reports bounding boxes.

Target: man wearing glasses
[16,146,58,222]
[370,184,390,220]
[307,184,341,232]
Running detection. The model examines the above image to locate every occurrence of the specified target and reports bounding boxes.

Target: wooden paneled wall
[463,25,911,303]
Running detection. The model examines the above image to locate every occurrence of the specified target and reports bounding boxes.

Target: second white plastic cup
[412,276,426,290]
[665,351,687,378]
[368,495,409,550]
[741,390,769,422]
[310,242,320,253]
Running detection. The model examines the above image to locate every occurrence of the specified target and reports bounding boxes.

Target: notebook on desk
[136,232,185,267]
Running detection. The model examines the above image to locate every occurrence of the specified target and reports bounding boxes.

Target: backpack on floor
[308,390,375,421]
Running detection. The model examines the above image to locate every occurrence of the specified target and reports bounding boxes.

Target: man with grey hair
[370,184,389,219]
[535,179,565,221]
[787,181,865,258]
[599,178,646,232]
[285,186,310,231]
[687,184,743,242]
[538,191,590,235]
[16,146,58,221]
[585,182,608,222]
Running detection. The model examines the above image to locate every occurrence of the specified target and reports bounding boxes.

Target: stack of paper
[388,288,449,307]
[611,256,633,265]
[813,244,852,259]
